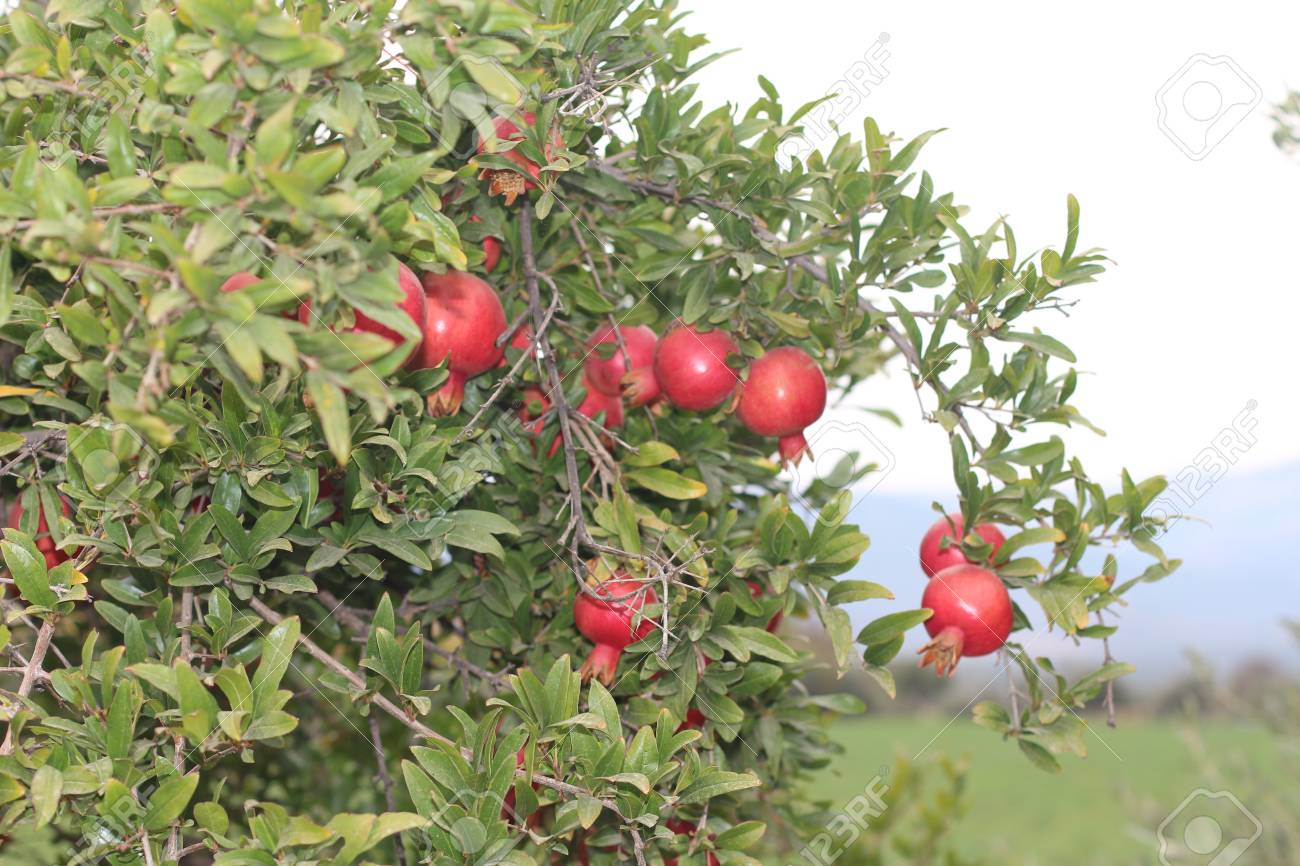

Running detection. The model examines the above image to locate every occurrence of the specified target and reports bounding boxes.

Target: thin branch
[369,709,405,865]
[244,593,619,811]
[11,203,181,229]
[0,617,57,756]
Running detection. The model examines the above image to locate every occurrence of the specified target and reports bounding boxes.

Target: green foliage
[0,0,1176,863]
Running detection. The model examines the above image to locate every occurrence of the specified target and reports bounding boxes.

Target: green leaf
[252,616,299,715]
[30,765,61,829]
[678,770,761,805]
[143,772,200,830]
[307,371,351,466]
[856,609,933,645]
[1000,330,1077,363]
[254,99,297,169]
[625,468,707,500]
[1,538,57,608]
[826,580,893,605]
[1018,738,1063,774]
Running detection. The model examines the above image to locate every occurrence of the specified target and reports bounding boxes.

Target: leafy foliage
[0,0,1177,863]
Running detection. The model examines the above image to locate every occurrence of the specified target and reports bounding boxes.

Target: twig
[1098,609,1117,728]
[243,593,619,811]
[0,617,57,755]
[520,204,596,587]
[315,589,509,687]
[454,290,561,446]
[11,203,181,229]
[369,708,406,865]
[629,826,649,866]
[166,588,194,860]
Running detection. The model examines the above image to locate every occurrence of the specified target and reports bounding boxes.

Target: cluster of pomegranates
[915,513,1012,676]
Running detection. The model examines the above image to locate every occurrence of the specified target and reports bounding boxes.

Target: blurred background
[683,1,1300,863]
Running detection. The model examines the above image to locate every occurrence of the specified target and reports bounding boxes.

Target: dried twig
[0,617,57,756]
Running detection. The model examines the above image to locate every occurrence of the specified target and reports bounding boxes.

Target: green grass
[817,715,1283,866]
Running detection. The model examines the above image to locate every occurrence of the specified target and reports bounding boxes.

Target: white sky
[683,0,1300,494]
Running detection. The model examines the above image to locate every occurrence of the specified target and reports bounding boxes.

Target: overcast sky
[679,1,1300,679]
[681,0,1300,496]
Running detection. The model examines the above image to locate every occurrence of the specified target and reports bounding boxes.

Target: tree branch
[244,593,620,812]
[0,617,56,756]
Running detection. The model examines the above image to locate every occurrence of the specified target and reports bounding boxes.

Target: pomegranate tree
[2,2,1180,862]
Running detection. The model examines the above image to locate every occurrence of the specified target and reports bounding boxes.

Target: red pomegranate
[467,215,502,273]
[577,370,625,430]
[584,324,661,408]
[418,271,507,415]
[475,112,562,206]
[919,513,1006,577]
[664,819,720,866]
[219,271,260,293]
[747,579,783,633]
[736,346,826,467]
[573,577,657,684]
[653,326,739,412]
[918,564,1012,677]
[7,496,76,570]
[297,263,427,367]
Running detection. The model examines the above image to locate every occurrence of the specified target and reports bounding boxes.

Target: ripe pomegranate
[297,263,427,367]
[475,112,562,206]
[467,215,502,273]
[584,324,661,409]
[918,564,1012,677]
[7,496,76,570]
[664,819,720,866]
[417,271,507,415]
[736,346,827,467]
[747,579,783,633]
[573,576,657,684]
[653,326,739,412]
[219,271,260,293]
[919,513,1006,577]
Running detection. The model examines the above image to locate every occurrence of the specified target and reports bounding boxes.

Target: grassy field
[817,715,1282,866]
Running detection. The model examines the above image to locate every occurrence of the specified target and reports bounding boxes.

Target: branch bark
[0,617,56,756]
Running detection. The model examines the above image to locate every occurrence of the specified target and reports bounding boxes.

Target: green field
[817,715,1282,866]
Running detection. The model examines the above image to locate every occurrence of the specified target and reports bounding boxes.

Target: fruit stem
[579,643,623,685]
[777,432,811,467]
[917,625,965,678]
[427,370,467,416]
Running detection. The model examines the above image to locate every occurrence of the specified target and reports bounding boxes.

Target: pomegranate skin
[574,577,657,684]
[418,271,507,415]
[919,513,1006,577]
[296,263,427,366]
[918,564,1012,677]
[7,496,76,570]
[746,579,783,633]
[736,346,826,467]
[653,326,740,412]
[475,112,562,206]
[468,215,502,273]
[584,324,658,399]
[219,271,260,293]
